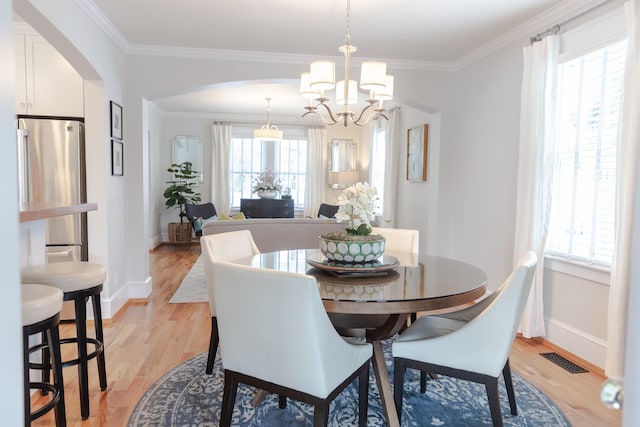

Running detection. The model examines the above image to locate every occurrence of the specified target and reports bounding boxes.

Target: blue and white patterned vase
[319,236,385,262]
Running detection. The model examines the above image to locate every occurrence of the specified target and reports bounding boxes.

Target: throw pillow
[219,212,246,221]
[193,217,203,234]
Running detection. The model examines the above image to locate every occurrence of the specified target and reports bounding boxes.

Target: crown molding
[79,0,620,74]
[453,0,620,70]
[124,44,456,72]
[74,0,129,52]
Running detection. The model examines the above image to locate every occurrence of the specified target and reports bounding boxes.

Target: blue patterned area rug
[128,341,571,426]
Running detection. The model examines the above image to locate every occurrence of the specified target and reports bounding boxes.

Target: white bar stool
[22,262,107,420]
[22,283,66,426]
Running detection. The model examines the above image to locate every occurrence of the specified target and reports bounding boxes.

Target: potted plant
[164,161,202,243]
[319,182,385,262]
[252,169,282,199]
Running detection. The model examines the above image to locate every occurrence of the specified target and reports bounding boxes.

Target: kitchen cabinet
[14,34,84,117]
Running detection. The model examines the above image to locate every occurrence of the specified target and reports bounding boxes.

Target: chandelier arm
[351,101,377,125]
[318,102,340,124]
[302,109,338,126]
[354,111,389,126]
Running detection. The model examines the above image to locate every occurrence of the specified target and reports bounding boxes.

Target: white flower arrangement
[252,169,282,193]
[335,182,379,236]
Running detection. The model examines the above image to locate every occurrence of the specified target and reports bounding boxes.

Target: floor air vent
[540,352,589,373]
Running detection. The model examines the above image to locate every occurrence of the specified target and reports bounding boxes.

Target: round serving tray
[306,253,399,276]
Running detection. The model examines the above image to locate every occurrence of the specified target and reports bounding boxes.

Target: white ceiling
[85,0,572,118]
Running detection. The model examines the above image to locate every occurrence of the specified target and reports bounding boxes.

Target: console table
[240,198,294,218]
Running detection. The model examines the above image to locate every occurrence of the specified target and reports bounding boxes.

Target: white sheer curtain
[304,127,327,218]
[606,0,640,379]
[210,123,232,215]
[380,107,401,227]
[513,35,559,338]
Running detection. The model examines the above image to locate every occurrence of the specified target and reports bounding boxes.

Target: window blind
[546,39,627,266]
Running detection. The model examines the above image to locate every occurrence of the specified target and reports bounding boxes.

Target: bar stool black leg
[74,295,90,420]
[48,323,67,427]
[24,314,67,427]
[41,331,51,392]
[23,328,32,427]
[92,293,107,391]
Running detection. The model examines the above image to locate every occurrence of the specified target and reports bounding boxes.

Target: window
[369,122,386,215]
[229,128,307,210]
[545,40,627,267]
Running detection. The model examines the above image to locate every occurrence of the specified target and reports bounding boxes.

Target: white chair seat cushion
[21,262,106,293]
[21,284,64,326]
[395,315,467,342]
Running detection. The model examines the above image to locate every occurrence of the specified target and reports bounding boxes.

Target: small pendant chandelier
[300,0,394,127]
[253,98,283,141]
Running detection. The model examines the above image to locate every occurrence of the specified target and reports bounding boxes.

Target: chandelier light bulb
[310,61,336,90]
[360,61,387,90]
[336,80,358,105]
[373,75,394,101]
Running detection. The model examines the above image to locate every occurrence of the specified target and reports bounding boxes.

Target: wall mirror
[328,139,358,188]
[173,136,203,183]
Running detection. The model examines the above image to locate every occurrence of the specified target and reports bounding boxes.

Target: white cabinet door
[15,34,84,117]
[14,34,28,114]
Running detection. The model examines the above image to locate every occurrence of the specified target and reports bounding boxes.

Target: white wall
[0,1,25,422]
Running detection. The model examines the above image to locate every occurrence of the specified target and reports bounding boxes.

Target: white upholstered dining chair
[212,261,373,427]
[200,230,260,374]
[371,226,419,266]
[392,251,537,426]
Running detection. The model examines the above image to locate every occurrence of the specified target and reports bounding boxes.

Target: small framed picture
[110,101,123,140]
[111,140,123,176]
[406,124,428,181]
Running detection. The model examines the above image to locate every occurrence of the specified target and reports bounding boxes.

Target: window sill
[544,254,610,286]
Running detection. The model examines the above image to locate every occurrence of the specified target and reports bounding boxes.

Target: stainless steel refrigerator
[17,116,88,262]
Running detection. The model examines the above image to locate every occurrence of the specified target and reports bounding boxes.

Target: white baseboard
[149,234,163,250]
[128,275,153,299]
[96,276,152,319]
[545,318,607,369]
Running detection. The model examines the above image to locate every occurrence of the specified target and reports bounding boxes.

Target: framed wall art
[111,139,123,176]
[110,101,123,140]
[406,124,428,181]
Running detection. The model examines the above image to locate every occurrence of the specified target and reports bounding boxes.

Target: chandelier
[253,98,283,141]
[299,0,394,127]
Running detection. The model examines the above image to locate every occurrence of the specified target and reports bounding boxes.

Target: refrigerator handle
[16,128,29,203]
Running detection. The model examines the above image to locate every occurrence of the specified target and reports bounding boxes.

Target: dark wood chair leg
[92,293,107,391]
[485,376,504,427]
[74,296,90,420]
[358,363,369,427]
[278,395,286,409]
[502,359,517,415]
[420,370,427,393]
[313,401,330,427]
[220,371,238,427]
[206,317,219,374]
[393,359,406,425]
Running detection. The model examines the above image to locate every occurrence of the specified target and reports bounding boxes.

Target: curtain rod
[530,0,618,44]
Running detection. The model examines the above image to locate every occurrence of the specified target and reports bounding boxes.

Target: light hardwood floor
[31,245,621,426]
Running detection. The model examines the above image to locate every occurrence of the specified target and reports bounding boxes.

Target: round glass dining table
[238,249,487,315]
[232,248,488,427]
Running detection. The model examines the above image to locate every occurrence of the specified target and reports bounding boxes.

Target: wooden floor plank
[29,245,621,426]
